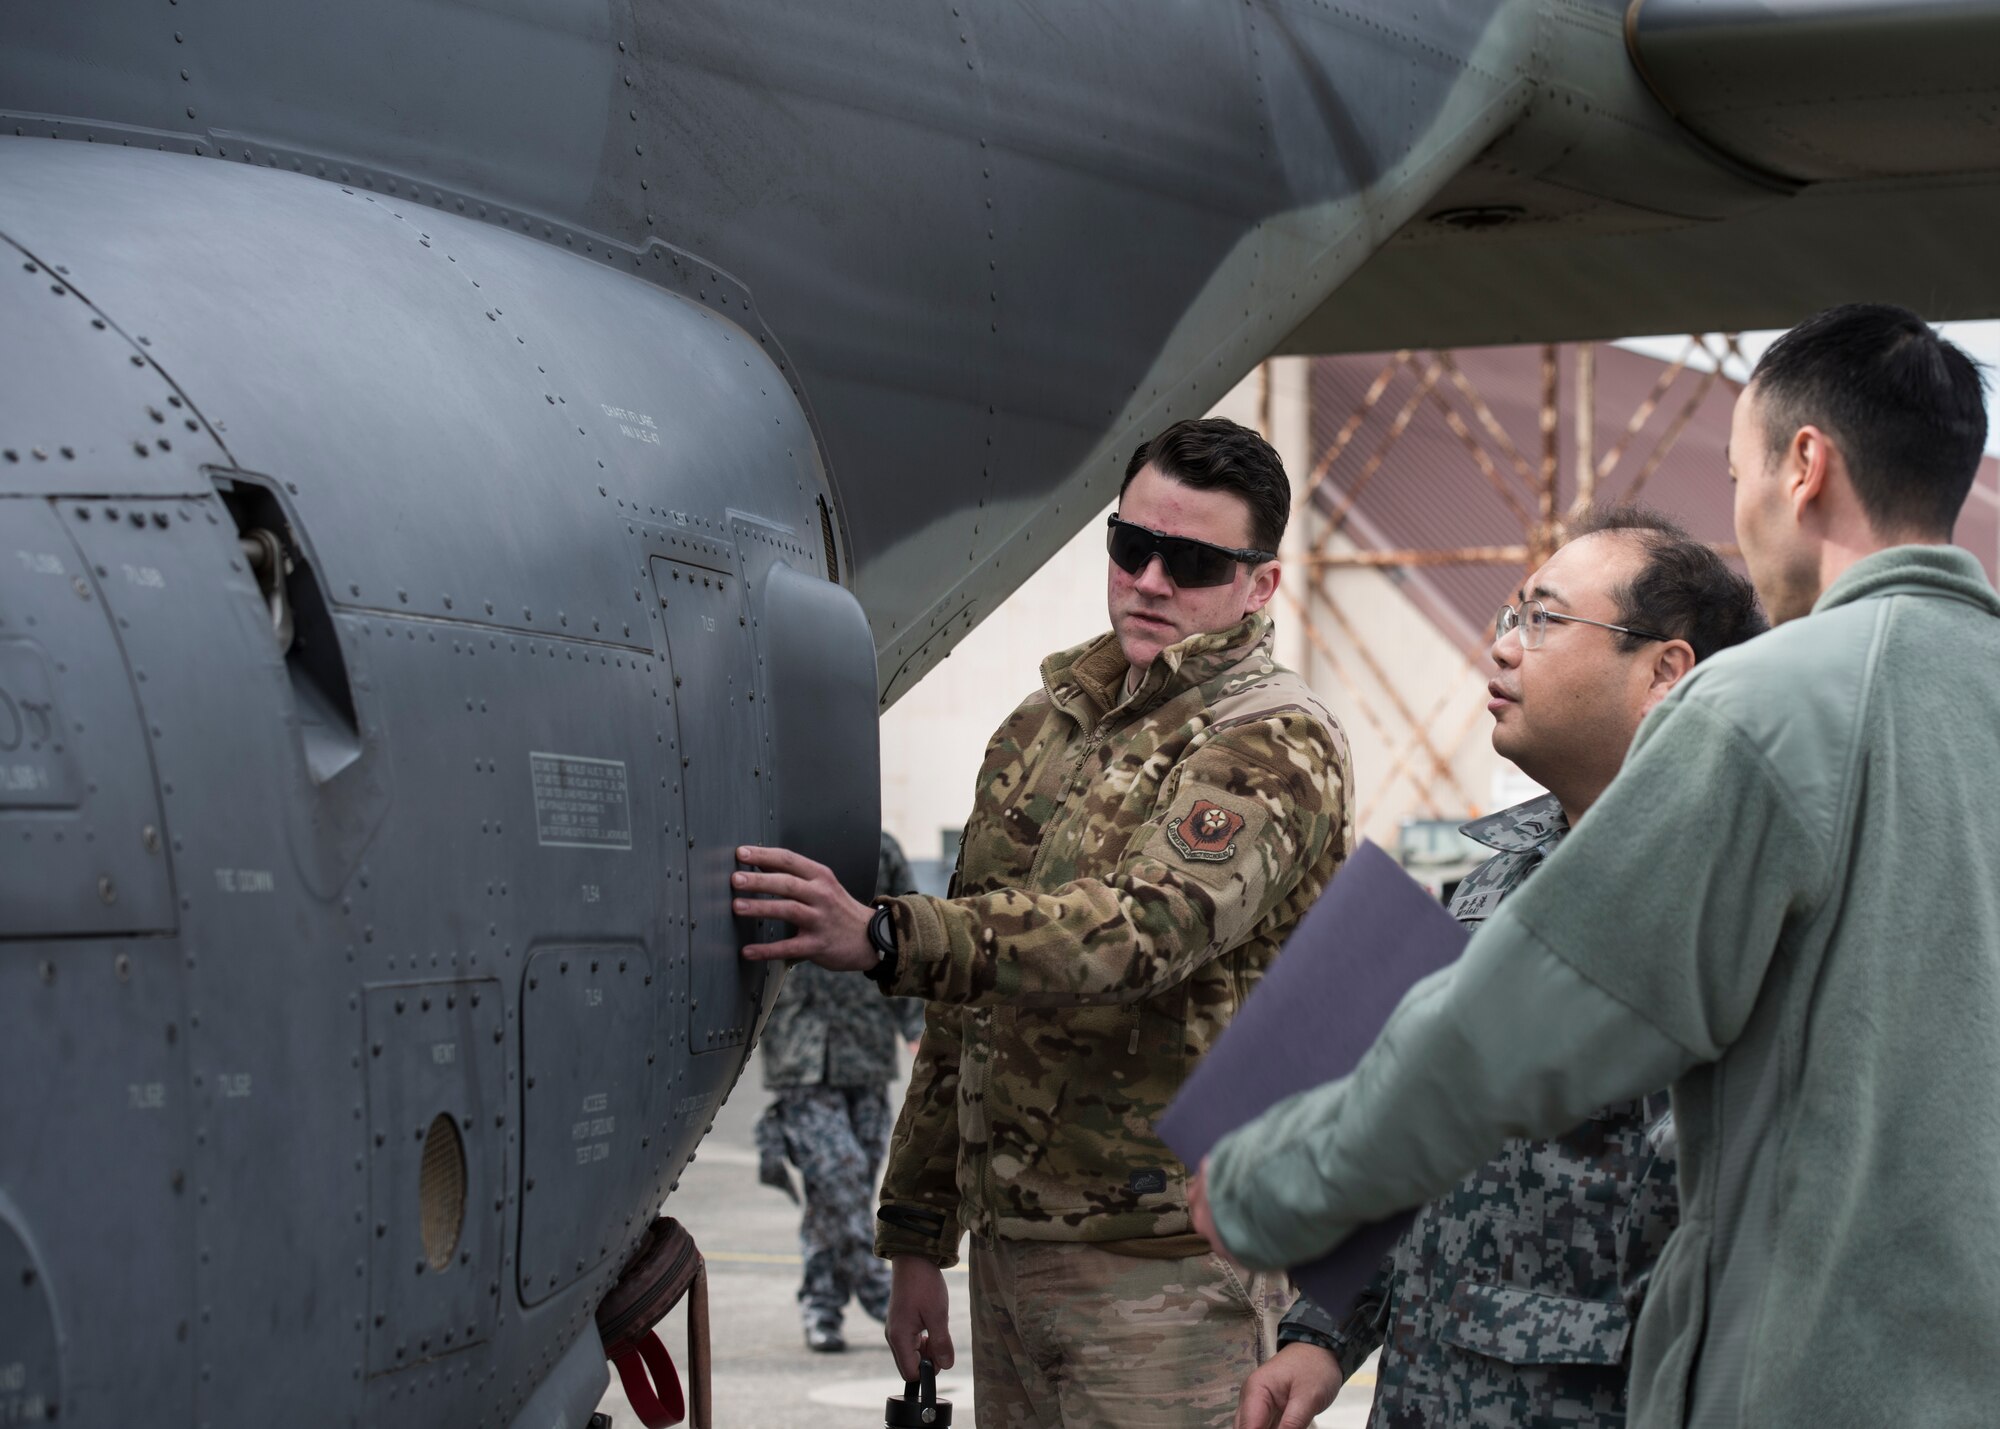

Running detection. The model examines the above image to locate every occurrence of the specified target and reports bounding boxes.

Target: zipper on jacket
[967,1006,1001,1228]
[981,716,1108,1218]
[1023,723,1110,889]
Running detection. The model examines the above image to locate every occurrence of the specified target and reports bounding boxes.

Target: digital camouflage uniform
[873,611,1352,1428]
[756,831,925,1342]
[1279,794,1679,1428]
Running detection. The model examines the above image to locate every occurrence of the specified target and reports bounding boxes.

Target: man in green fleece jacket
[1194,304,2000,1429]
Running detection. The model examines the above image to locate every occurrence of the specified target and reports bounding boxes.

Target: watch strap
[865,901,900,988]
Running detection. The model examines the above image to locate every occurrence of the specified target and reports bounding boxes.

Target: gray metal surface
[5,3,2000,1426]
[1281,165,2000,356]
[759,560,881,908]
[1,936,196,1420]
[1287,0,2000,354]
[364,979,507,1374]
[650,546,770,1057]
[0,502,176,936]
[1628,0,2000,182]
[0,1209,62,1427]
[519,948,657,1308]
[0,0,1549,696]
[0,139,855,1428]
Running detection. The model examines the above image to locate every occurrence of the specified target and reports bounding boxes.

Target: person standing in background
[754,830,925,1352]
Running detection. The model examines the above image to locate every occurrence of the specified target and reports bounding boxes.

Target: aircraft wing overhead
[1287,0,2000,358]
[2,0,1555,698]
[1627,0,2000,183]
[10,0,2000,692]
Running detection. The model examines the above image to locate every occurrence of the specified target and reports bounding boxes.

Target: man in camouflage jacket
[1231,510,1765,1429]
[737,418,1351,1428]
[754,830,925,1351]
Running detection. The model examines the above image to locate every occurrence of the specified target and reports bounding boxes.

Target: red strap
[611,1328,686,1428]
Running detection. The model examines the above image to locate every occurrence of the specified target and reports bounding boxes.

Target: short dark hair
[1566,506,1768,662]
[1121,417,1289,554]
[1749,304,1989,537]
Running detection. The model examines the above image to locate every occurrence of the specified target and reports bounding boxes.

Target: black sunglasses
[1105,514,1276,589]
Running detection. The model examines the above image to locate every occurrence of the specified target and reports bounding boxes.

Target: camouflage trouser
[762,1085,893,1329]
[968,1237,1292,1429]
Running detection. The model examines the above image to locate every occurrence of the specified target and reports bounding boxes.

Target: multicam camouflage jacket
[872,611,1352,1264]
[761,831,926,1089]
[1280,794,1680,1429]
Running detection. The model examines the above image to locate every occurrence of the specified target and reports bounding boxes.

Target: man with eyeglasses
[735,416,1352,1428]
[1236,509,1763,1429]
[1197,304,2000,1429]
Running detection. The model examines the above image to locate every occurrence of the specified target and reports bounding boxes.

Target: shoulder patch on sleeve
[1167,799,1247,861]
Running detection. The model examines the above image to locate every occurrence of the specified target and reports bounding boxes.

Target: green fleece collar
[1813,544,2000,619]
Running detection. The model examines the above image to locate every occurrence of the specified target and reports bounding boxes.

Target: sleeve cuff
[873,1203,962,1268]
[1327,1332,1378,1383]
[885,894,952,999]
[1281,1294,1385,1380]
[1277,1295,1340,1351]
[1206,1084,1348,1270]
[1276,1318,1338,1352]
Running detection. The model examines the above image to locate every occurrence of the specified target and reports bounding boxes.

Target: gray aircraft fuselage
[2,138,881,1429]
[6,1,2000,1426]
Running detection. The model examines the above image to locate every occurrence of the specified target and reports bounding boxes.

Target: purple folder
[1157,839,1468,1315]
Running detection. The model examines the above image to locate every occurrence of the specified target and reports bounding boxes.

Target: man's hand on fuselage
[735,845,877,971]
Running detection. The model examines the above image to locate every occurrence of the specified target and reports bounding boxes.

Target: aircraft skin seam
[0,115,854,571]
[0,227,236,467]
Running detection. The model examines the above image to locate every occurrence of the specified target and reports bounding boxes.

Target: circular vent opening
[418,1112,467,1272]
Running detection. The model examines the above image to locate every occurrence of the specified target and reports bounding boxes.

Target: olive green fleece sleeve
[1207,919,1694,1270]
[1500,697,1829,1062]
[1205,692,1825,1272]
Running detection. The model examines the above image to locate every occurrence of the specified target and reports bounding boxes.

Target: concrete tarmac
[595,1057,1374,1429]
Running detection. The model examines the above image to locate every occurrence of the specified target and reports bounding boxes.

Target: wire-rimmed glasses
[1495,600,1670,650]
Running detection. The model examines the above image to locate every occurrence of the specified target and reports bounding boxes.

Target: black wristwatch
[864,902,900,989]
